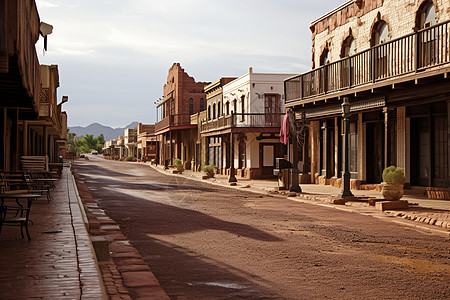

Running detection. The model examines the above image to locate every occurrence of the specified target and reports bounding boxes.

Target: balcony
[285,20,450,104]
[155,113,192,133]
[0,0,41,110]
[200,113,283,134]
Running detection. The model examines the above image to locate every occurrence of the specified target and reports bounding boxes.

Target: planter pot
[205,171,214,178]
[381,182,404,201]
[176,166,184,174]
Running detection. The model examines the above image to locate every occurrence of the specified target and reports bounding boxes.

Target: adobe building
[136,123,157,162]
[284,0,450,193]
[155,63,209,168]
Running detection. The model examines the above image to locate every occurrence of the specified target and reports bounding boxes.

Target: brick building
[155,63,209,167]
[285,0,450,191]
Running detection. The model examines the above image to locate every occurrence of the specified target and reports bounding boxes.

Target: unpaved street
[73,156,449,300]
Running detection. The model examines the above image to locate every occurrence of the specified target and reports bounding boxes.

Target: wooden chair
[0,199,33,240]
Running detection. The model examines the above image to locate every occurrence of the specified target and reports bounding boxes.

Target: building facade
[285,0,450,190]
[1,1,67,171]
[155,63,209,168]
[201,68,294,179]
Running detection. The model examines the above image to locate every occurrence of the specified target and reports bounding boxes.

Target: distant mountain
[69,122,139,141]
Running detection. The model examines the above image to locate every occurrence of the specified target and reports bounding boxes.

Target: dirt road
[73,156,449,299]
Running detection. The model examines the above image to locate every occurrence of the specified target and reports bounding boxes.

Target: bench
[20,156,48,172]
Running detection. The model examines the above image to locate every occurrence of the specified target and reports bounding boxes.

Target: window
[225,102,230,115]
[213,103,216,119]
[341,36,356,58]
[417,1,437,29]
[417,2,438,67]
[371,20,389,78]
[207,105,211,120]
[233,99,237,114]
[265,94,280,126]
[218,101,221,117]
[189,98,194,115]
[320,48,331,66]
[372,20,389,46]
[200,98,205,111]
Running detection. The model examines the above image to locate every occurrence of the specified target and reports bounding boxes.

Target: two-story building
[0,0,67,171]
[136,123,157,162]
[155,63,209,168]
[201,68,294,179]
[284,0,450,190]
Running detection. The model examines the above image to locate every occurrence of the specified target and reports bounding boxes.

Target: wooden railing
[155,114,192,132]
[285,20,450,103]
[200,113,283,133]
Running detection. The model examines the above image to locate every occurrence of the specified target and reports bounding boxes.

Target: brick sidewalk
[74,173,170,300]
[0,167,106,299]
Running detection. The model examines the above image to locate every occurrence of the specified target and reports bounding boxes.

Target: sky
[35,0,344,128]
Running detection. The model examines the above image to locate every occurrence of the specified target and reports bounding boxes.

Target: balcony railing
[155,113,192,132]
[285,20,450,103]
[201,113,283,133]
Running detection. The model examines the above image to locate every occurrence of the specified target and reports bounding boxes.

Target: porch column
[228,131,237,182]
[169,130,172,165]
[43,125,48,159]
[447,100,450,184]
[322,121,328,177]
[12,110,19,171]
[310,121,320,183]
[334,117,339,177]
[2,108,6,170]
[23,121,28,156]
[383,107,388,169]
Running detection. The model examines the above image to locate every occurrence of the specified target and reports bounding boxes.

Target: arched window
[207,105,211,120]
[341,36,356,58]
[225,102,230,115]
[320,48,331,66]
[218,101,221,117]
[200,98,205,111]
[416,1,437,29]
[371,20,389,78]
[213,103,216,119]
[371,21,389,46]
[189,98,194,115]
[233,99,237,114]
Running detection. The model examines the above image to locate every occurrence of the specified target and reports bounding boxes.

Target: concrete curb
[67,168,109,299]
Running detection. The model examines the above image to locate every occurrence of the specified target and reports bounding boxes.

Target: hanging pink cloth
[280,110,290,145]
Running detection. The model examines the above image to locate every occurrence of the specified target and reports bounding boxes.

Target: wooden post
[383,107,388,169]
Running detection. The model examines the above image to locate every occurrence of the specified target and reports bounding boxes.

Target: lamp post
[228,112,237,183]
[338,96,354,199]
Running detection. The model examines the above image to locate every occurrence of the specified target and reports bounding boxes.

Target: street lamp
[229,112,237,183]
[338,96,354,199]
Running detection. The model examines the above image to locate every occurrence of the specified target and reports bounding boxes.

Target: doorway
[366,122,383,183]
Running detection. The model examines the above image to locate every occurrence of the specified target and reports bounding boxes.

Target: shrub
[126,156,134,162]
[203,164,215,174]
[173,158,183,167]
[382,166,405,185]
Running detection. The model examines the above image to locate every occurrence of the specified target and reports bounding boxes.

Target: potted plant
[381,166,406,201]
[173,158,184,174]
[203,164,215,178]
